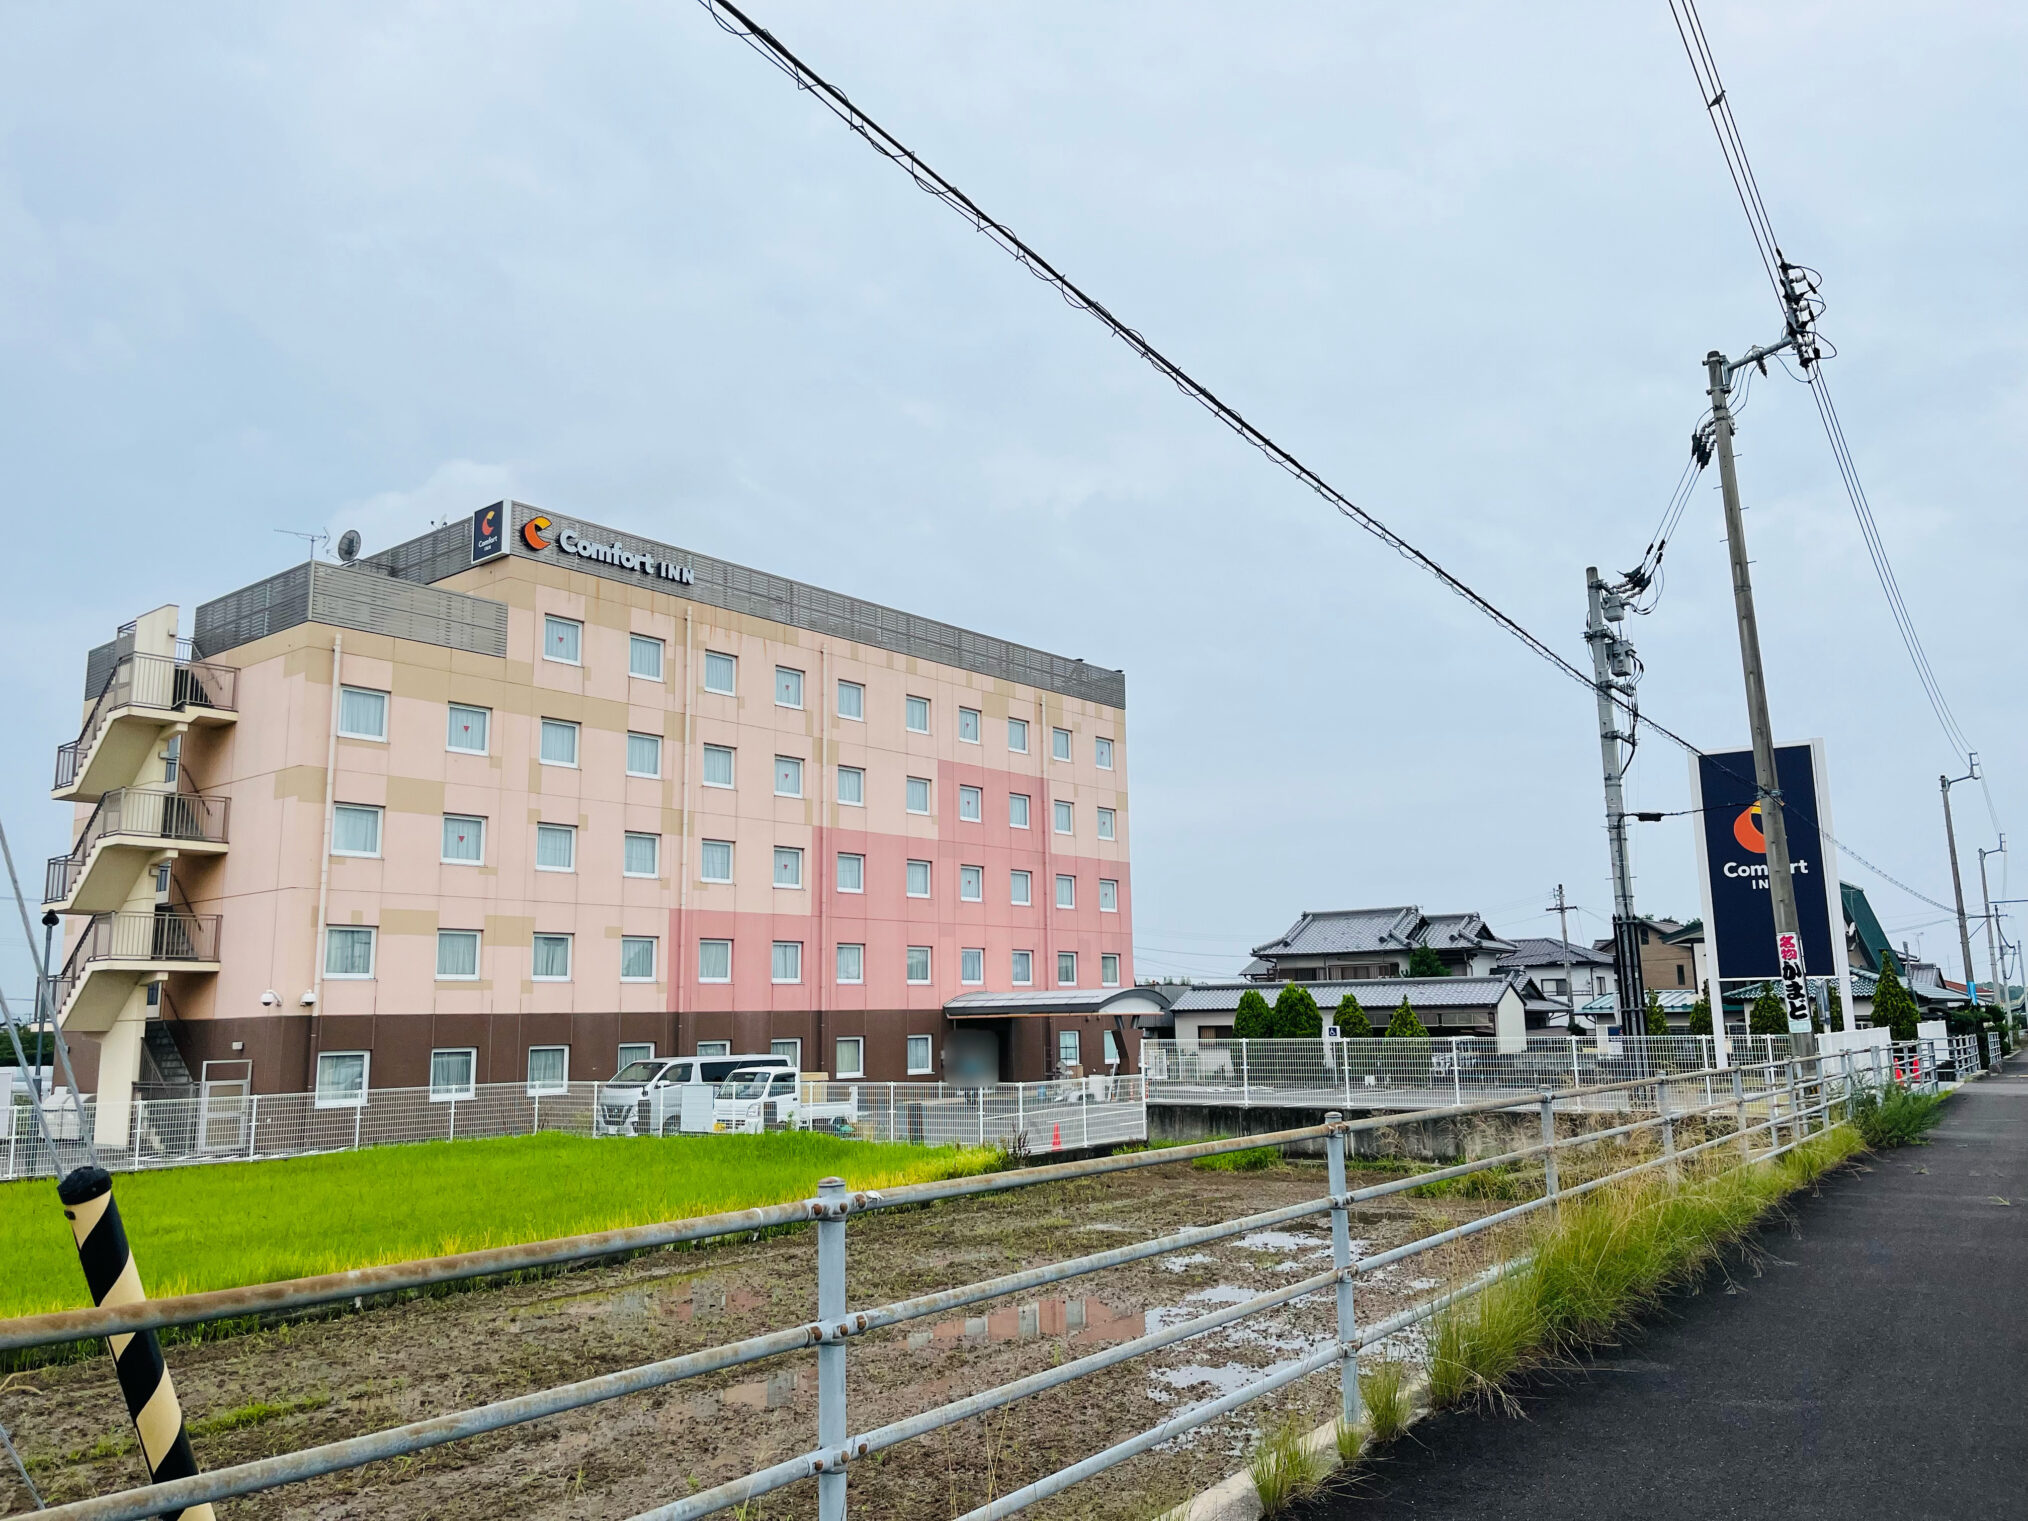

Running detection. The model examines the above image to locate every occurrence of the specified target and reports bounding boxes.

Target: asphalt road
[1305,1052,2027,1521]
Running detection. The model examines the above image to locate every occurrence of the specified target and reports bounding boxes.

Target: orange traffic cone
[1051,1122,1062,1150]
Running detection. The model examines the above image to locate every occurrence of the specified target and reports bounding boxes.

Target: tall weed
[1850,1083,1947,1149]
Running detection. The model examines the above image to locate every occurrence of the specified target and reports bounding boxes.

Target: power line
[694,0,1956,916]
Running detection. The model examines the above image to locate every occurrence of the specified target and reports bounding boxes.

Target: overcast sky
[3,1,2022,1002]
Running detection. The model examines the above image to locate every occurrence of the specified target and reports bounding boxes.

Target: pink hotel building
[47,503,1144,1123]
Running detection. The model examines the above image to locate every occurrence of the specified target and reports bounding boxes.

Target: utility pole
[1706,348,1815,1054]
[1547,884,1579,1031]
[1977,838,2004,1011]
[1940,762,1980,1001]
[1585,569,1645,1051]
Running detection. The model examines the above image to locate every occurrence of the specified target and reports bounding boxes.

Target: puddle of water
[1160,1253,1219,1274]
[1237,1231,1319,1252]
[906,1297,1145,1350]
[673,1281,767,1321]
[723,1367,803,1410]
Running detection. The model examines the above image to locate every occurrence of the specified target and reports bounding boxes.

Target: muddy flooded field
[2,1156,1534,1521]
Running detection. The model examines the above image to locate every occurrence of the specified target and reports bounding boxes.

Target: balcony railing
[48,911,223,1019]
[54,652,238,791]
[44,789,231,905]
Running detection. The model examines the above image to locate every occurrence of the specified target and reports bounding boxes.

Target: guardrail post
[1658,1081,1678,1183]
[1538,1092,1559,1213]
[1323,1113,1361,1432]
[1451,1038,1462,1107]
[1241,1041,1250,1108]
[1732,1067,1749,1158]
[817,1176,847,1521]
[246,1094,258,1159]
[1016,1082,1024,1147]
[1569,1038,1580,1091]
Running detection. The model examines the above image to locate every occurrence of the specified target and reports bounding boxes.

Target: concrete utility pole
[1548,884,1579,1030]
[1940,762,1980,1002]
[1976,838,2004,1011]
[1706,349,1815,1054]
[1585,569,1645,1050]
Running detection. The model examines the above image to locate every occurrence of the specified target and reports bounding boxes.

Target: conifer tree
[1644,990,1670,1036]
[1871,952,1920,1042]
[1686,986,1713,1036]
[1386,998,1430,1038]
[1234,987,1273,1040]
[1748,985,1787,1036]
[1272,982,1323,1038]
[1334,990,1372,1037]
[1406,945,1450,978]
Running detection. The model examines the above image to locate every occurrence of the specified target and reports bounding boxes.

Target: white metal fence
[2,1075,1149,1182]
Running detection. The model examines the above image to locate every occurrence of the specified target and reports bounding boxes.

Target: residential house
[1246,907,1516,983]
[1591,915,1696,994]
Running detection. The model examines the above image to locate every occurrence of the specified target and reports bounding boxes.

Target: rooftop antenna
[275,528,329,560]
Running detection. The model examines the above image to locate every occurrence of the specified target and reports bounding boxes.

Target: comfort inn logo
[521,515,554,551]
[1733,803,1766,854]
[518,513,695,586]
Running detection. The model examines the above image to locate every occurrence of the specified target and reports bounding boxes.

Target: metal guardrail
[43,789,231,904]
[53,653,238,791]
[5,1047,1949,1521]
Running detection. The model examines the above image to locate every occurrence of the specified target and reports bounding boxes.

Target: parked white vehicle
[596,1053,793,1137]
[711,1066,859,1135]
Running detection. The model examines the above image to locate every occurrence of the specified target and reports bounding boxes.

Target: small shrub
[1386,999,1430,1039]
[1687,987,1713,1036]
[1360,1361,1410,1444]
[1409,1163,1534,1200]
[1748,986,1787,1036]
[1645,992,1670,1036]
[1334,1417,1364,1469]
[1248,1413,1325,1516]
[1193,1144,1281,1173]
[1426,1272,1544,1409]
[1335,991,1373,1037]
[1234,988,1274,1040]
[1851,1082,1947,1149]
[1272,983,1324,1038]
[1872,952,1921,1042]
[1406,945,1450,978]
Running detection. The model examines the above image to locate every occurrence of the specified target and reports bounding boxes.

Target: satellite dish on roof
[336,530,362,564]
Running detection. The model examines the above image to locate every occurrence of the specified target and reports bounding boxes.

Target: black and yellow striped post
[57,1166,215,1521]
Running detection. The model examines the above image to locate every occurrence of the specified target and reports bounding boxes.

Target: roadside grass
[1191,1145,1284,1173]
[1359,1361,1411,1445]
[1247,1412,1326,1517]
[1850,1082,1949,1149]
[0,1130,993,1322]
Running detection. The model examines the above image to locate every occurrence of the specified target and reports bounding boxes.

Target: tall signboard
[1689,740,1855,1059]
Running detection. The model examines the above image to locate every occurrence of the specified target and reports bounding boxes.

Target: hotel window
[1058,1030,1080,1067]
[1056,874,1076,909]
[774,846,804,889]
[532,934,573,981]
[1054,800,1073,836]
[315,1051,369,1108]
[771,1037,803,1070]
[1010,793,1030,829]
[539,718,579,767]
[621,936,658,981]
[700,839,733,883]
[324,926,375,978]
[906,860,931,897]
[442,814,485,864]
[906,776,931,814]
[619,1042,656,1069]
[543,615,582,665]
[1011,869,1032,906]
[446,703,490,754]
[907,1034,933,1075]
[626,732,662,778]
[1095,736,1114,770]
[1058,951,1078,986]
[837,679,865,721]
[905,946,932,984]
[1052,727,1072,762]
[1012,950,1033,986]
[959,865,983,901]
[338,686,388,741]
[838,766,864,806]
[961,947,984,985]
[698,938,732,982]
[624,831,661,878]
[958,785,982,822]
[905,695,930,733]
[1008,717,1029,753]
[1102,953,1121,987]
[1099,878,1119,913]
[836,852,865,893]
[430,1049,477,1101]
[703,650,737,694]
[772,941,802,984]
[535,824,576,872]
[1097,807,1117,842]
[836,943,865,984]
[436,929,479,980]
[332,804,382,857]
[163,733,180,785]
[835,1037,865,1078]
[775,666,804,709]
[696,1041,731,1057]
[1104,1030,1121,1063]
[702,744,735,788]
[527,1046,569,1095]
[958,706,981,743]
[774,756,803,797]
[629,634,664,680]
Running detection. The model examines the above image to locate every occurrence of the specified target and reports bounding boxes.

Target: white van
[596,1052,792,1136]
[711,1066,860,1135]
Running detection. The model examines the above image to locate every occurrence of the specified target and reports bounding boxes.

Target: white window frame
[542,615,583,666]
[442,814,486,866]
[1010,793,1031,830]
[1098,807,1117,842]
[620,936,658,982]
[535,823,577,873]
[906,945,932,984]
[1012,949,1033,987]
[436,928,481,981]
[837,766,865,807]
[703,650,737,695]
[531,933,573,981]
[836,852,865,894]
[539,718,580,768]
[906,860,931,898]
[959,864,983,902]
[960,947,984,985]
[836,942,865,984]
[774,846,804,890]
[446,703,491,755]
[774,755,804,798]
[1058,1029,1080,1067]
[1095,736,1114,770]
[1104,1029,1122,1063]
[1058,950,1078,987]
[835,1037,865,1079]
[700,839,734,884]
[1008,717,1029,754]
[1102,953,1121,987]
[331,803,383,859]
[324,925,376,979]
[775,666,805,709]
[837,679,865,721]
[1052,726,1073,762]
[314,1050,370,1109]
[629,633,665,681]
[619,1041,657,1070]
[905,695,930,734]
[906,776,931,815]
[1099,878,1120,914]
[429,1048,478,1102]
[338,686,388,742]
[624,831,661,879]
[697,938,733,983]
[958,706,981,744]
[906,1034,933,1075]
[527,1045,570,1095]
[695,1041,731,1058]
[958,785,982,822]
[1054,799,1074,836]
[1011,869,1032,907]
[702,744,735,790]
[626,731,663,779]
[770,1038,803,1070]
[1056,873,1076,910]
[771,940,803,984]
